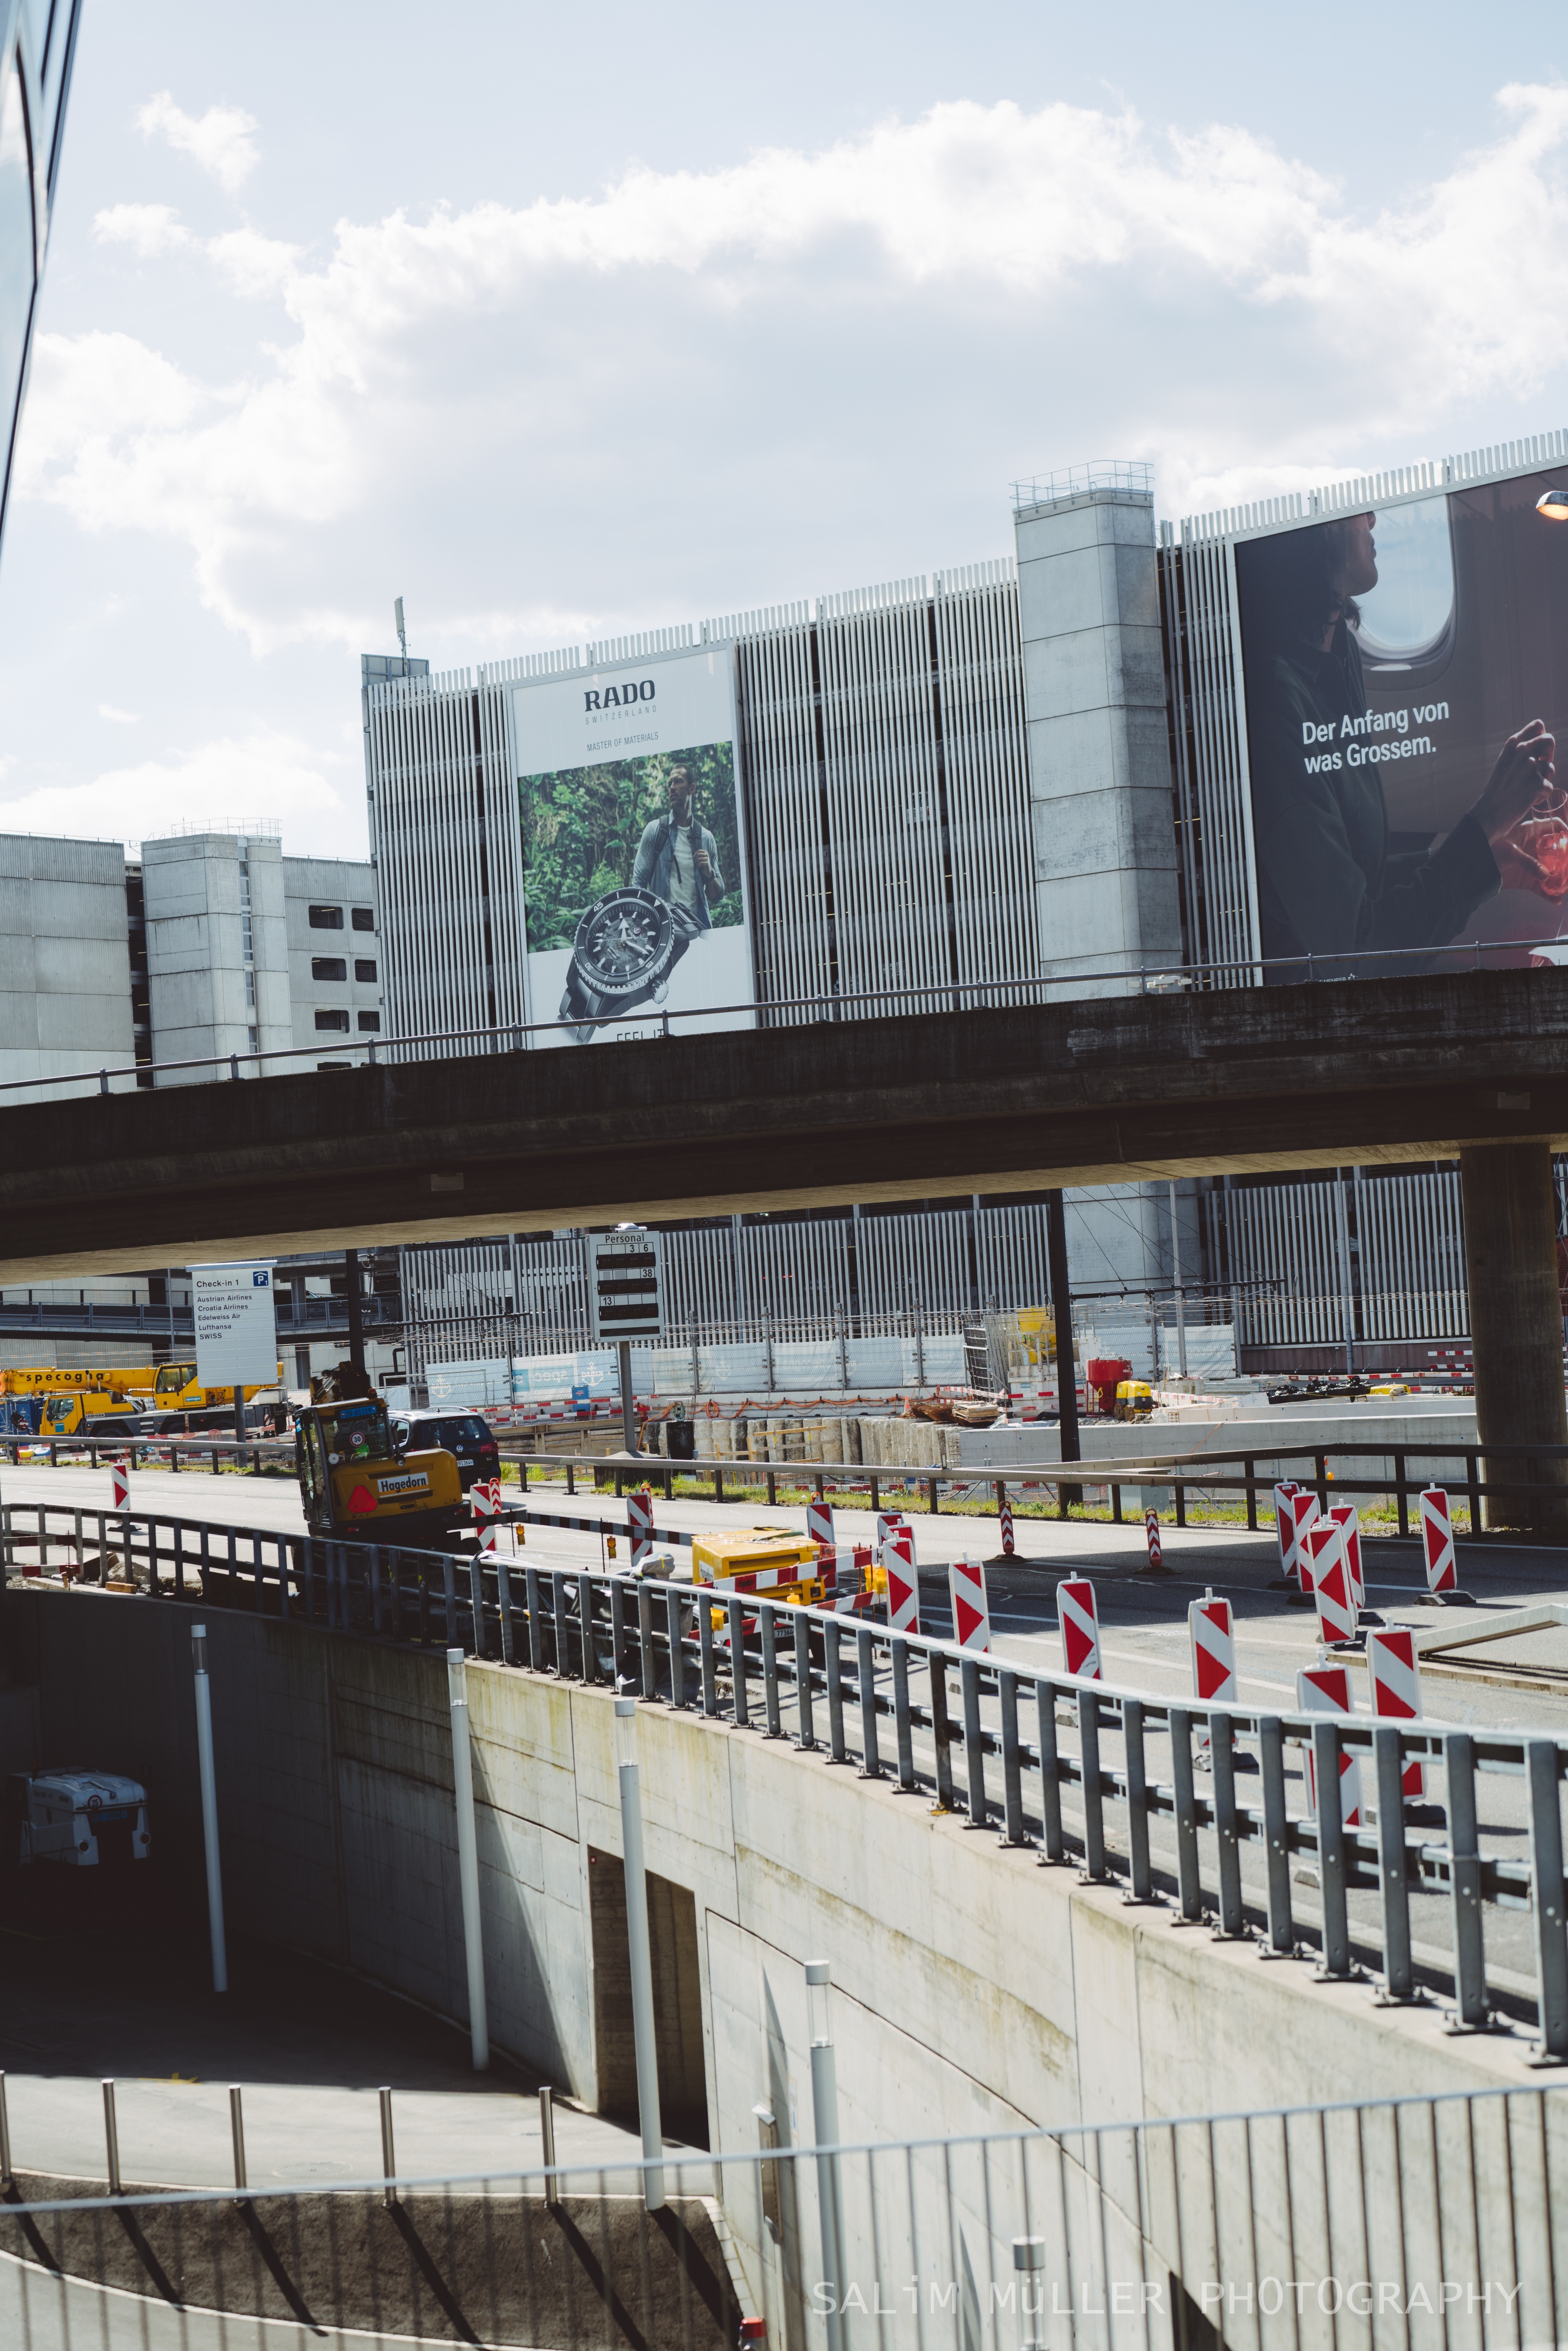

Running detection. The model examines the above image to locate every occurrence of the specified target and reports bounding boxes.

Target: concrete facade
[142,833,293,1084]
[284,855,382,1062]
[0,833,135,1101]
[1013,485,1182,993]
[5,1586,1534,2326]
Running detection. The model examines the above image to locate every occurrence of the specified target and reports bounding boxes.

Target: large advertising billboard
[1235,468,1568,976]
[512,647,755,1046]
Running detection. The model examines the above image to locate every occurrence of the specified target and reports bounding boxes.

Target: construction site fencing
[2,2085,1567,2349]
[5,1496,1567,2064]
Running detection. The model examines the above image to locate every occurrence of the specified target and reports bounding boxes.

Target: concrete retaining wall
[5,1585,1532,2314]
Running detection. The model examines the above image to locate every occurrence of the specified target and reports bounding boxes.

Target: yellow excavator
[294,1364,467,1549]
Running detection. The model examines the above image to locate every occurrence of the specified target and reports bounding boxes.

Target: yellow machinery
[1114,1379,1154,1420]
[294,1367,465,1548]
[689,1524,885,1618]
[38,1389,143,1436]
[5,1363,283,1411]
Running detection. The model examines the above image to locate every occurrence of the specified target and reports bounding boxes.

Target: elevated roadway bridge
[4,966,1568,1523]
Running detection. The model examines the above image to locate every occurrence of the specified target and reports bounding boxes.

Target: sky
[0,0,1564,860]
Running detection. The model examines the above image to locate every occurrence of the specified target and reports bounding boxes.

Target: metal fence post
[380,2087,397,2208]
[1312,1720,1354,1979]
[637,1582,656,1700]
[729,1595,749,1728]
[665,1583,687,1708]
[446,1649,490,2070]
[824,1618,847,1763]
[892,1636,916,1791]
[1170,1706,1202,1921]
[467,1556,487,1658]
[539,2084,560,2211]
[578,1572,598,1683]
[1036,1681,1065,1863]
[1210,1714,1245,1937]
[229,2084,247,2201]
[102,2079,121,2194]
[1526,1739,1568,2059]
[1123,1697,1152,1901]
[857,1626,881,1778]
[961,1655,987,1827]
[999,1670,1025,1845]
[793,1610,816,1749]
[930,1650,955,1811]
[1077,1687,1107,1880]
[1373,1726,1415,2002]
[525,1563,545,1670]
[495,1558,516,1666]
[760,1603,784,1739]
[699,1595,718,1717]
[1258,1716,1294,1955]
[556,1571,577,1684]
[1445,1730,1489,2028]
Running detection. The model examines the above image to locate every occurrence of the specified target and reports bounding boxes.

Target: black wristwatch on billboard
[557,886,697,1041]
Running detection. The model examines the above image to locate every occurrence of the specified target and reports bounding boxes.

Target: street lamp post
[614,1696,665,2210]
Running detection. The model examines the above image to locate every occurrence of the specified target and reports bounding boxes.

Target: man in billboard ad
[513,646,755,1044]
[1235,470,1568,978]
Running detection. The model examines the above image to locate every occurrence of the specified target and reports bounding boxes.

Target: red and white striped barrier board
[628,1486,655,1569]
[949,1556,991,1652]
[1272,1481,1301,1579]
[1296,1663,1363,1826]
[876,1512,913,1555]
[474,1478,505,1552]
[884,1539,919,1635]
[1188,1594,1237,1704]
[1058,1576,1101,1682]
[1286,1489,1321,1592]
[1328,1503,1365,1612]
[1306,1519,1358,1647]
[1366,1626,1427,1798]
[111,1457,130,1513]
[806,1496,835,1550]
[999,1493,1016,1556]
[1420,1488,1458,1595]
[1144,1510,1163,1572]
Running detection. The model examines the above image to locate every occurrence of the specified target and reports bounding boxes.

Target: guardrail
[2,2084,1564,2350]
[6,1498,1567,2059]
[7,1431,1567,1531]
[4,932,1566,1102]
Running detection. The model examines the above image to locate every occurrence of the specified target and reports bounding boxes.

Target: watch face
[572,888,677,1000]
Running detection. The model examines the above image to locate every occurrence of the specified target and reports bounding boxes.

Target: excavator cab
[295,1364,465,1549]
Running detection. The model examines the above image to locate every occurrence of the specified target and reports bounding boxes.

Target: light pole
[191,1623,227,1992]
[445,1649,490,2070]
[806,1958,845,2351]
[614,1696,664,2210]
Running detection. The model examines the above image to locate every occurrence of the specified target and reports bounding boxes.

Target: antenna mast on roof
[394,597,407,660]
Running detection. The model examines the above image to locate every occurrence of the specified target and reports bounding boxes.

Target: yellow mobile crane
[294,1364,467,1549]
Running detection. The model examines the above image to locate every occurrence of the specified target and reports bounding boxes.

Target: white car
[7,1769,150,1867]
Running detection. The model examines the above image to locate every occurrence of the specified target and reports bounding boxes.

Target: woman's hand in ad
[1474,719,1557,849]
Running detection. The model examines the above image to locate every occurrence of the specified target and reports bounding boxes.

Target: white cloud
[25,86,1568,655]
[98,705,139,725]
[136,91,261,193]
[93,202,191,259]
[0,732,354,853]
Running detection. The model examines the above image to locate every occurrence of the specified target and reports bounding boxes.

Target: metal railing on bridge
[5,1493,1567,2064]
[1,2083,1565,2349]
[2,932,1565,1102]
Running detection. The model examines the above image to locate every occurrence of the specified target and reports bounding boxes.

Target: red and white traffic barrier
[1366,1626,1427,1798]
[1188,1593,1237,1704]
[883,1533,919,1635]
[1058,1576,1101,1682]
[1144,1510,1164,1573]
[1306,1519,1358,1648]
[473,1478,503,1553]
[1272,1481,1301,1579]
[949,1556,991,1652]
[1284,1489,1320,1593]
[110,1456,130,1513]
[1420,1488,1458,1595]
[806,1495,835,1550]
[1328,1502,1365,1613]
[999,1492,1016,1556]
[628,1486,655,1570]
[876,1511,913,1555]
[1296,1663,1363,1826]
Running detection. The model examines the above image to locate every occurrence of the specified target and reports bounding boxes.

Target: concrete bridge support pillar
[1459,1143,1568,1536]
